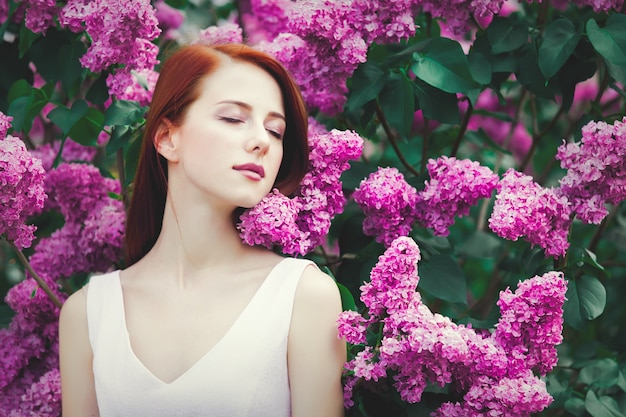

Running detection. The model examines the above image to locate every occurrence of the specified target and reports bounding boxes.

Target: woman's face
[162,61,286,210]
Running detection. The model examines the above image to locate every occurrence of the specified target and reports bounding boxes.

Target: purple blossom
[195,22,243,45]
[337,310,368,345]
[155,0,184,38]
[415,156,499,236]
[556,117,626,224]
[0,0,8,24]
[343,236,563,414]
[61,0,160,73]
[7,368,61,417]
[353,167,419,246]
[489,169,572,258]
[22,0,58,34]
[0,135,47,249]
[495,271,567,376]
[1,111,12,138]
[238,128,363,256]
[106,68,159,107]
[30,139,97,172]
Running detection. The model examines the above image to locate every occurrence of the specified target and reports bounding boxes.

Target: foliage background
[1,0,626,416]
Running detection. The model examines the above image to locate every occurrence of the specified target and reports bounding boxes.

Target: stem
[421,117,430,175]
[5,238,63,308]
[375,103,420,177]
[519,102,564,172]
[450,98,473,158]
[587,204,620,254]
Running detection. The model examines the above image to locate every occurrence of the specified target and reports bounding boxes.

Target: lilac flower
[22,0,58,34]
[556,117,626,224]
[106,68,159,107]
[0,0,8,24]
[155,0,184,38]
[495,271,567,375]
[0,136,47,249]
[353,167,419,246]
[0,111,12,138]
[337,310,368,345]
[238,189,304,252]
[415,156,499,236]
[195,22,243,45]
[239,128,363,256]
[7,368,61,417]
[61,0,160,73]
[489,169,572,258]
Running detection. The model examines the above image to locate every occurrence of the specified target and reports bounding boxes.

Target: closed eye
[219,116,243,124]
[267,129,283,140]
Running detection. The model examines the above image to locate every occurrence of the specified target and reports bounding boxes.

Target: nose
[246,120,271,154]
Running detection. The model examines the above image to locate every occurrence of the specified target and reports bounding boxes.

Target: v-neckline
[115,258,288,385]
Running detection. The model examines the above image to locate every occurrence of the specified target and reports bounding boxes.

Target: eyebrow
[216,100,286,121]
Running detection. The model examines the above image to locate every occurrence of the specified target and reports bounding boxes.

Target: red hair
[124,43,309,266]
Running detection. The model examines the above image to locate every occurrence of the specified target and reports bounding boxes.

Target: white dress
[86,257,313,417]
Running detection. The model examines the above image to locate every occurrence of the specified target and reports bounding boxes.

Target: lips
[233,163,265,179]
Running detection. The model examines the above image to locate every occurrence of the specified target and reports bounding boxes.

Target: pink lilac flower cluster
[415,156,499,236]
[495,271,566,376]
[0,135,47,249]
[106,69,160,107]
[544,0,623,12]
[556,117,626,225]
[7,368,61,417]
[29,163,124,279]
[11,0,59,34]
[353,167,419,246]
[195,22,243,45]
[242,0,292,43]
[421,0,506,34]
[489,169,572,258]
[338,237,564,415]
[239,128,363,256]
[1,110,13,138]
[154,0,184,39]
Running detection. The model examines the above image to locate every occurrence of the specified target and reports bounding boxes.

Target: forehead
[196,61,284,111]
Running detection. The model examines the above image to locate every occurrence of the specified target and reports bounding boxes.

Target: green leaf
[564,279,584,330]
[86,74,110,105]
[411,78,460,125]
[48,100,89,135]
[516,44,554,99]
[411,37,480,94]
[578,358,620,388]
[104,100,147,126]
[18,24,40,58]
[586,15,626,84]
[378,72,415,137]
[577,275,606,320]
[7,79,32,103]
[340,161,379,191]
[539,18,582,79]
[418,254,467,305]
[346,61,388,111]
[7,81,49,133]
[487,17,529,54]
[467,52,492,86]
[618,367,626,392]
[69,107,105,146]
[457,231,502,258]
[585,390,626,417]
[337,281,357,312]
[105,125,132,156]
[565,396,587,417]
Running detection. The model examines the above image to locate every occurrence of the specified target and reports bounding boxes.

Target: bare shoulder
[60,286,87,326]
[296,264,341,302]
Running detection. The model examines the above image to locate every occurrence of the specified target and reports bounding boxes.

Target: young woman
[59,43,346,417]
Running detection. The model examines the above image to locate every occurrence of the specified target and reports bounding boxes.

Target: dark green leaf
[515,44,554,99]
[7,79,32,103]
[578,358,620,388]
[618,367,626,392]
[346,61,388,111]
[585,390,625,417]
[378,72,415,137]
[69,107,105,146]
[86,74,110,105]
[487,17,529,54]
[337,281,357,312]
[457,231,502,258]
[104,100,147,126]
[123,133,143,187]
[7,96,30,132]
[48,100,89,135]
[411,38,480,94]
[59,42,87,97]
[411,78,460,125]
[564,279,584,330]
[340,161,379,191]
[565,396,587,417]
[577,275,606,320]
[467,52,492,85]
[18,24,40,58]
[418,254,467,305]
[106,125,132,156]
[586,15,626,84]
[539,18,581,79]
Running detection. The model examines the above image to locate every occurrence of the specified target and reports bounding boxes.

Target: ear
[154,119,180,162]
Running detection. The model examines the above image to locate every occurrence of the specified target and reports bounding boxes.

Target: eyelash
[220,117,283,140]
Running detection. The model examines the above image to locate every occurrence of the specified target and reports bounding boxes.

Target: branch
[519,102,564,172]
[588,204,620,254]
[5,237,63,308]
[375,103,420,177]
[450,98,473,158]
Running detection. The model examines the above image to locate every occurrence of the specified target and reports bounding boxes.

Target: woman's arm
[288,266,347,417]
[59,289,100,417]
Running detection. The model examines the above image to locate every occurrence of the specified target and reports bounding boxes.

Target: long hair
[124,43,309,266]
